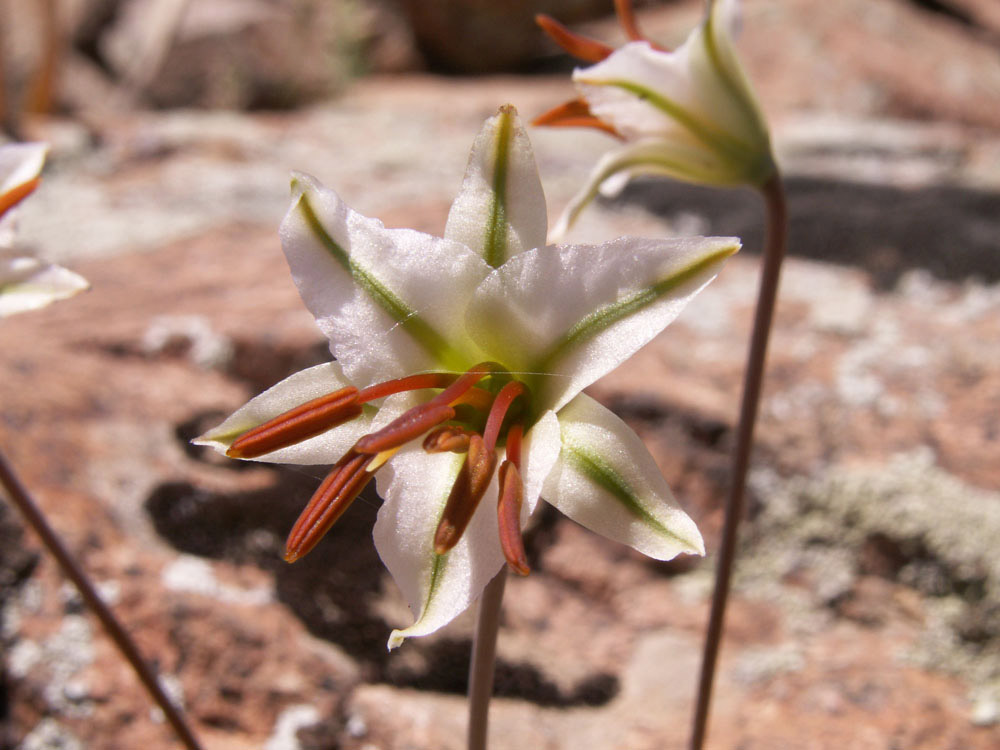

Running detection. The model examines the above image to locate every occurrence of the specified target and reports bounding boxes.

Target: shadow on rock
[145,468,619,706]
[617,176,1000,289]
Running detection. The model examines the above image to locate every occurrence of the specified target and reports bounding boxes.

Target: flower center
[227,363,533,573]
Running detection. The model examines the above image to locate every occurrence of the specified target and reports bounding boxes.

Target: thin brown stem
[467,568,507,750]
[0,449,205,750]
[689,173,787,750]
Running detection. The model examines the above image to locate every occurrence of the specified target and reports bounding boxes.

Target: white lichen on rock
[741,449,1000,712]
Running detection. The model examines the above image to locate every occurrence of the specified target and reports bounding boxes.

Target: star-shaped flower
[0,142,88,318]
[536,0,776,235]
[197,106,739,648]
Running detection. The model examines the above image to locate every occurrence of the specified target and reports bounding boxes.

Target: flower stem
[467,568,507,750]
[0,449,205,750]
[689,173,787,750]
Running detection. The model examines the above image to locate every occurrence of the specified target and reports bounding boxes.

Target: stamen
[423,425,475,454]
[434,434,497,554]
[285,451,374,562]
[482,381,527,453]
[0,177,42,220]
[428,362,497,407]
[449,386,495,412]
[533,99,622,138]
[614,0,646,41]
[505,422,523,470]
[227,386,362,459]
[356,372,456,404]
[536,14,614,62]
[497,460,529,575]
[353,402,455,455]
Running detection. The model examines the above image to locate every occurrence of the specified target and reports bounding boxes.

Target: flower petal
[465,236,738,412]
[0,142,47,196]
[373,405,559,649]
[697,0,771,154]
[543,393,704,559]
[570,0,773,193]
[374,446,504,649]
[550,139,739,240]
[194,362,373,465]
[444,105,547,268]
[279,174,490,384]
[0,254,89,317]
[520,410,562,519]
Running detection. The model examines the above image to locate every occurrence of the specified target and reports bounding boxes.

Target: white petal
[543,394,704,559]
[551,139,740,239]
[691,0,771,150]
[365,394,558,648]
[279,174,490,385]
[520,410,562,519]
[373,446,505,649]
[576,41,707,146]
[572,2,773,189]
[465,236,738,412]
[0,143,47,196]
[193,362,372,465]
[0,254,89,317]
[445,106,547,267]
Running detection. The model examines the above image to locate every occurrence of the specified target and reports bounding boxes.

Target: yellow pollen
[367,447,400,472]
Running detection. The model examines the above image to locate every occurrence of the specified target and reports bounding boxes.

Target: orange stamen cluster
[228,363,533,574]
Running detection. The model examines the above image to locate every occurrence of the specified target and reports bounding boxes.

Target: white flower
[0,142,88,317]
[197,106,739,648]
[536,0,776,235]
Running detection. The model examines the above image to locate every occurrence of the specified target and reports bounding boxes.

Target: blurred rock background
[1,1,999,749]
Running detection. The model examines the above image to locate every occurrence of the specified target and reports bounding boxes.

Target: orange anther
[423,425,475,454]
[533,99,622,138]
[497,460,529,576]
[536,14,614,63]
[0,177,41,220]
[434,434,497,554]
[227,386,362,459]
[285,451,374,562]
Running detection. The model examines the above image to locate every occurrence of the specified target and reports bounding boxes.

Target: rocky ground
[3,1,1000,749]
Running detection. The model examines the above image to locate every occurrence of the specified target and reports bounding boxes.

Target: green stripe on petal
[295,190,460,364]
[465,237,738,415]
[374,447,506,649]
[537,241,738,373]
[482,107,513,268]
[562,441,679,542]
[581,77,751,160]
[445,106,547,267]
[543,394,704,559]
